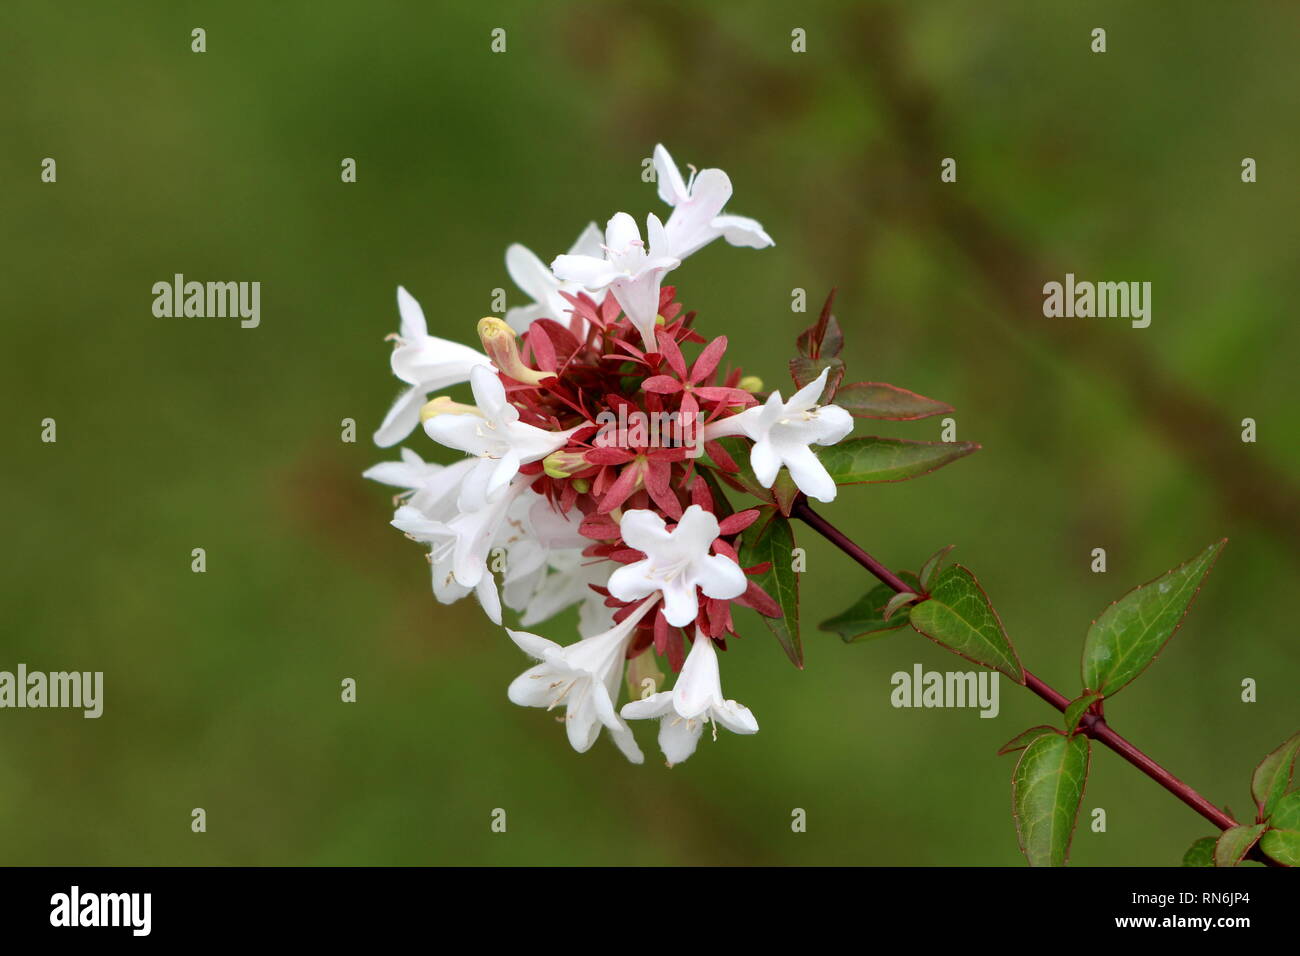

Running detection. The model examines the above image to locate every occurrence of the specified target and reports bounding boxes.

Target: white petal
[658,713,704,766]
[749,438,782,487]
[653,144,690,206]
[506,663,557,708]
[672,504,722,552]
[712,213,774,249]
[617,509,670,553]
[373,385,425,447]
[811,404,854,446]
[712,699,759,735]
[505,243,554,303]
[788,366,831,412]
[396,286,428,340]
[621,691,675,720]
[607,561,661,603]
[506,628,560,661]
[783,444,838,503]
[569,222,605,258]
[551,254,619,289]
[660,576,700,628]
[672,632,723,719]
[695,553,748,601]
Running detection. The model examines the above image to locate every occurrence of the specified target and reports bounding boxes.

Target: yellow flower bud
[476,316,551,386]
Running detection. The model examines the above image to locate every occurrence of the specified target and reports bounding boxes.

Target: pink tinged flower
[505,596,662,763]
[550,212,681,352]
[423,365,577,501]
[504,224,607,334]
[704,366,853,503]
[607,505,748,627]
[620,628,758,766]
[653,144,774,259]
[375,287,492,447]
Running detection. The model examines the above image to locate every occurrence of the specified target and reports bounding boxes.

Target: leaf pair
[1191,732,1300,866]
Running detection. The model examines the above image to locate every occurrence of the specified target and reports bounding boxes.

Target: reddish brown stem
[791,497,1280,866]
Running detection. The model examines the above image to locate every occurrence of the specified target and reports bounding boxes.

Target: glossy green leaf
[818,571,922,643]
[1012,733,1090,866]
[1214,824,1265,867]
[1064,692,1102,734]
[1182,836,1217,867]
[1081,540,1226,696]
[1259,828,1300,866]
[998,725,1059,757]
[1251,731,1300,818]
[817,437,980,485]
[908,565,1024,682]
[833,381,953,421]
[738,509,801,668]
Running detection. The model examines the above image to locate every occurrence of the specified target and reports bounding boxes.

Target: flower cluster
[366,145,853,765]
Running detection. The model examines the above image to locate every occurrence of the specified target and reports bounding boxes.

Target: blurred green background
[3,0,1298,865]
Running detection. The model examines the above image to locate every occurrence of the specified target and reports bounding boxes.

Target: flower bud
[477,316,551,386]
[542,449,590,479]
[738,375,763,393]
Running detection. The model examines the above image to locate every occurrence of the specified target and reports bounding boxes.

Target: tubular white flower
[654,144,774,258]
[704,366,853,503]
[505,224,607,334]
[607,505,747,627]
[424,365,577,501]
[390,469,530,623]
[506,596,662,763]
[550,212,680,351]
[620,628,758,766]
[375,287,492,447]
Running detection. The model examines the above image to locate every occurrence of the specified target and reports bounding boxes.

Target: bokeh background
[3,0,1297,865]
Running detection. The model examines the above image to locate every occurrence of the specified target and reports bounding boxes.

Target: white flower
[375,287,491,447]
[363,447,443,489]
[620,628,758,766]
[550,212,680,351]
[506,597,662,762]
[424,365,577,503]
[606,505,747,627]
[654,144,774,258]
[504,224,607,334]
[705,366,853,503]
[390,469,528,623]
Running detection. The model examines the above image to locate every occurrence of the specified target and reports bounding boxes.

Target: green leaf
[1012,733,1091,866]
[738,509,801,668]
[908,565,1024,682]
[1214,824,1265,867]
[1259,828,1300,866]
[998,725,1059,756]
[818,571,922,643]
[1268,791,1300,831]
[833,382,953,421]
[919,544,955,591]
[1251,731,1300,819]
[1182,836,1217,867]
[1064,692,1102,734]
[817,437,980,485]
[1081,540,1226,697]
